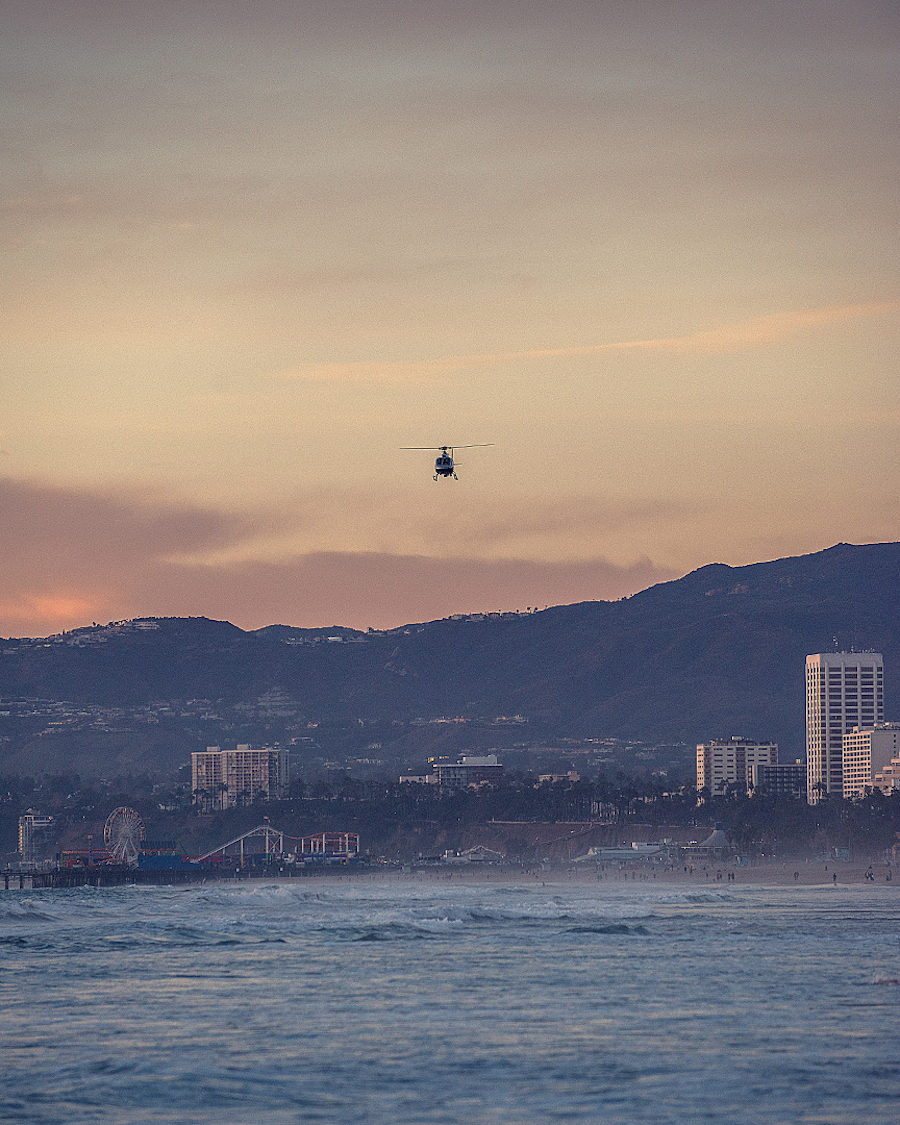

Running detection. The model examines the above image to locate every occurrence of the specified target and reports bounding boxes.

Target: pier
[2,865,215,889]
[3,822,361,889]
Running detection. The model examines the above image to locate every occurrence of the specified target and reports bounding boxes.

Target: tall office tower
[805,652,883,802]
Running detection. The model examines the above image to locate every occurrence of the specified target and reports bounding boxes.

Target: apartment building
[430,754,504,789]
[192,744,289,810]
[696,737,778,796]
[843,723,900,798]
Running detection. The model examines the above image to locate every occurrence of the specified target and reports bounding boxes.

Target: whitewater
[1,875,898,1124]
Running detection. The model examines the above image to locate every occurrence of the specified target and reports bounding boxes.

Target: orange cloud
[609,303,900,355]
[147,552,677,633]
[0,476,677,637]
[0,550,676,639]
[0,591,97,631]
[277,301,900,383]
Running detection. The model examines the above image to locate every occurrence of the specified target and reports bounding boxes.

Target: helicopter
[402,444,493,480]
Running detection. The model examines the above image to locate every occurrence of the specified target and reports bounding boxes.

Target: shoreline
[7,859,893,892]
[237,859,895,889]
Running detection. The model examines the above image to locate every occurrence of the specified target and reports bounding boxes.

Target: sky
[1,0,898,637]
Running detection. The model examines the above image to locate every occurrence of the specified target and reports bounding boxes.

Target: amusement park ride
[103,806,145,864]
[402,444,493,480]
[58,812,358,873]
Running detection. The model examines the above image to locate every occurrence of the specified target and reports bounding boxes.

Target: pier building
[18,811,54,865]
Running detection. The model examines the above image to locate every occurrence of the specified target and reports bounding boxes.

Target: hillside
[1,541,898,776]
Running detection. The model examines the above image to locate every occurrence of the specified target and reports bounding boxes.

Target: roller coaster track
[195,824,287,863]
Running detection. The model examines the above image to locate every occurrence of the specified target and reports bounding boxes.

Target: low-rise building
[430,754,504,789]
[295,832,359,861]
[874,749,900,794]
[748,760,806,799]
[843,723,900,798]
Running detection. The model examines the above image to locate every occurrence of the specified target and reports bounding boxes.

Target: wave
[99,925,288,948]
[565,922,650,935]
[0,899,60,923]
[0,878,781,953]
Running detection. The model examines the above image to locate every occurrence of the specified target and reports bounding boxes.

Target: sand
[262,859,896,888]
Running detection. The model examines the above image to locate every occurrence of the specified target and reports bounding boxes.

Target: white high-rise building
[805,652,883,802]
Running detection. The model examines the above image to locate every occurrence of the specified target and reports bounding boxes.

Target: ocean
[1,874,898,1124]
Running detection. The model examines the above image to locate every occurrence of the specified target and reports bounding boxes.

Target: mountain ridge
[1,541,898,773]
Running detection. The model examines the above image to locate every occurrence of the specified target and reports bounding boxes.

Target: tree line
[3,770,900,860]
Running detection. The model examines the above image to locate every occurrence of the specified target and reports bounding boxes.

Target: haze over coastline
[2,1,898,638]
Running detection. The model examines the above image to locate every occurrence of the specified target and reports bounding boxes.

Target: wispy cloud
[611,303,900,355]
[278,302,900,383]
[0,477,269,565]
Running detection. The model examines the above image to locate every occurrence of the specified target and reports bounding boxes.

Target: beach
[256,857,897,890]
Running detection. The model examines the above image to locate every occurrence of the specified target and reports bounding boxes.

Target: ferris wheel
[104,806,145,864]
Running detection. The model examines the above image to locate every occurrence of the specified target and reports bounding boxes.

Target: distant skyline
[2,1,898,637]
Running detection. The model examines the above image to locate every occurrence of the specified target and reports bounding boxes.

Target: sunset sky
[2,1,898,637]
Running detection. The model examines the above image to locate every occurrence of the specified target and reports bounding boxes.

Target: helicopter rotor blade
[400,444,493,450]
